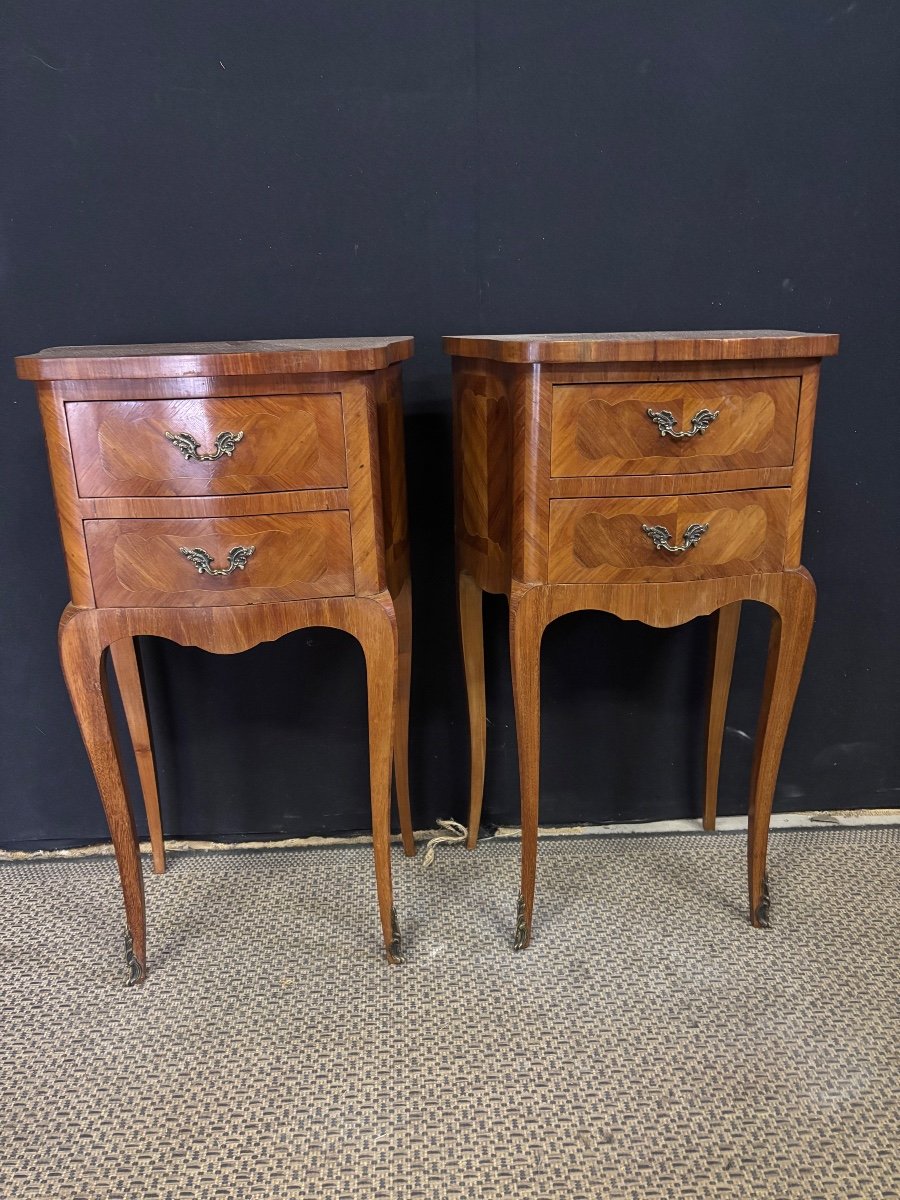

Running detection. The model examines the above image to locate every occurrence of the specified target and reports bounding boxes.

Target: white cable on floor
[420,819,468,867]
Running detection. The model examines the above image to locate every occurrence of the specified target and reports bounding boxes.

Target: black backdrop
[2,1,898,850]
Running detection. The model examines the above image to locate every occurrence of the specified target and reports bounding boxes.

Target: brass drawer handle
[165,430,244,461]
[646,407,718,439]
[179,545,256,576]
[641,522,709,554]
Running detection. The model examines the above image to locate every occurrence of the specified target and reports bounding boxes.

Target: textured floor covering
[0,827,897,1200]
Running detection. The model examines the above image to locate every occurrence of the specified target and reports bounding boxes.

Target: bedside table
[446,330,839,949]
[16,337,416,982]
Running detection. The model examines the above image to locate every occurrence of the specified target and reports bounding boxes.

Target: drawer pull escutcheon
[179,545,256,576]
[164,429,244,461]
[641,522,710,554]
[646,407,719,439]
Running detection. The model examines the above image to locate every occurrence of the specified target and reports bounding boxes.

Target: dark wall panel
[1,1,897,849]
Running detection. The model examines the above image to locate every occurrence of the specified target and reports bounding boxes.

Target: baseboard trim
[1,808,898,862]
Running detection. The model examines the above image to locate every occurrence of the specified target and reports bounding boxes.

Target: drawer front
[549,489,790,583]
[67,395,347,498]
[85,512,354,607]
[551,377,800,477]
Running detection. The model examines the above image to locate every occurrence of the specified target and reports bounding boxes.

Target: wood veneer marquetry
[18,337,416,983]
[453,361,512,595]
[375,365,411,599]
[446,330,837,950]
[85,512,355,608]
[66,394,347,497]
[549,489,790,584]
[551,377,801,477]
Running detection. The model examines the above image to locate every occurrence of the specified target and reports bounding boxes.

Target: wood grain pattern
[511,364,550,583]
[66,395,347,497]
[703,602,741,831]
[24,338,416,980]
[85,512,354,608]
[785,363,821,567]
[551,377,800,477]
[80,489,349,520]
[444,330,839,364]
[447,330,834,948]
[376,365,411,599]
[109,637,165,872]
[17,337,414,380]
[342,377,387,596]
[36,384,95,606]
[550,467,793,498]
[453,361,511,595]
[549,489,790,584]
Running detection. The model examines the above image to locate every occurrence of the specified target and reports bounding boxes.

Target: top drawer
[66,394,348,498]
[550,376,801,478]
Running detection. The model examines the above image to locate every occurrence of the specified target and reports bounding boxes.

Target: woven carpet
[0,827,897,1200]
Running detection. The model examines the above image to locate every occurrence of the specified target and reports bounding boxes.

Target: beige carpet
[0,826,897,1199]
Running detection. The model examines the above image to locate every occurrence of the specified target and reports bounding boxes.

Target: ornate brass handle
[179,545,256,576]
[646,408,718,439]
[641,522,709,554]
[165,430,244,461]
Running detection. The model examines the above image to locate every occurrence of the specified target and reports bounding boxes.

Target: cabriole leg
[355,597,403,963]
[509,586,547,951]
[458,570,487,849]
[59,607,147,985]
[109,637,166,873]
[392,579,416,857]
[747,572,816,927]
[703,602,741,831]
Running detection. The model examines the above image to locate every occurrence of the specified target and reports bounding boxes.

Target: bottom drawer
[85,512,354,607]
[549,489,790,584]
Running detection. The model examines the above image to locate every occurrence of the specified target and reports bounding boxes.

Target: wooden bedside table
[446,330,839,949]
[16,337,416,982]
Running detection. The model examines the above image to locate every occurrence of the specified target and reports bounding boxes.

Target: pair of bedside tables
[17,329,837,982]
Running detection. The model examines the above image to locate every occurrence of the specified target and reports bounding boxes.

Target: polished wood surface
[453,360,512,594]
[548,489,790,584]
[457,570,487,850]
[449,330,835,949]
[109,638,165,873]
[444,330,839,364]
[81,489,350,519]
[20,339,416,982]
[67,394,347,497]
[85,512,354,608]
[17,336,414,379]
[551,376,801,477]
[550,466,794,498]
[703,602,741,832]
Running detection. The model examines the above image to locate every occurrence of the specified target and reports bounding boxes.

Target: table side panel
[375,364,411,598]
[36,384,95,606]
[453,359,512,593]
